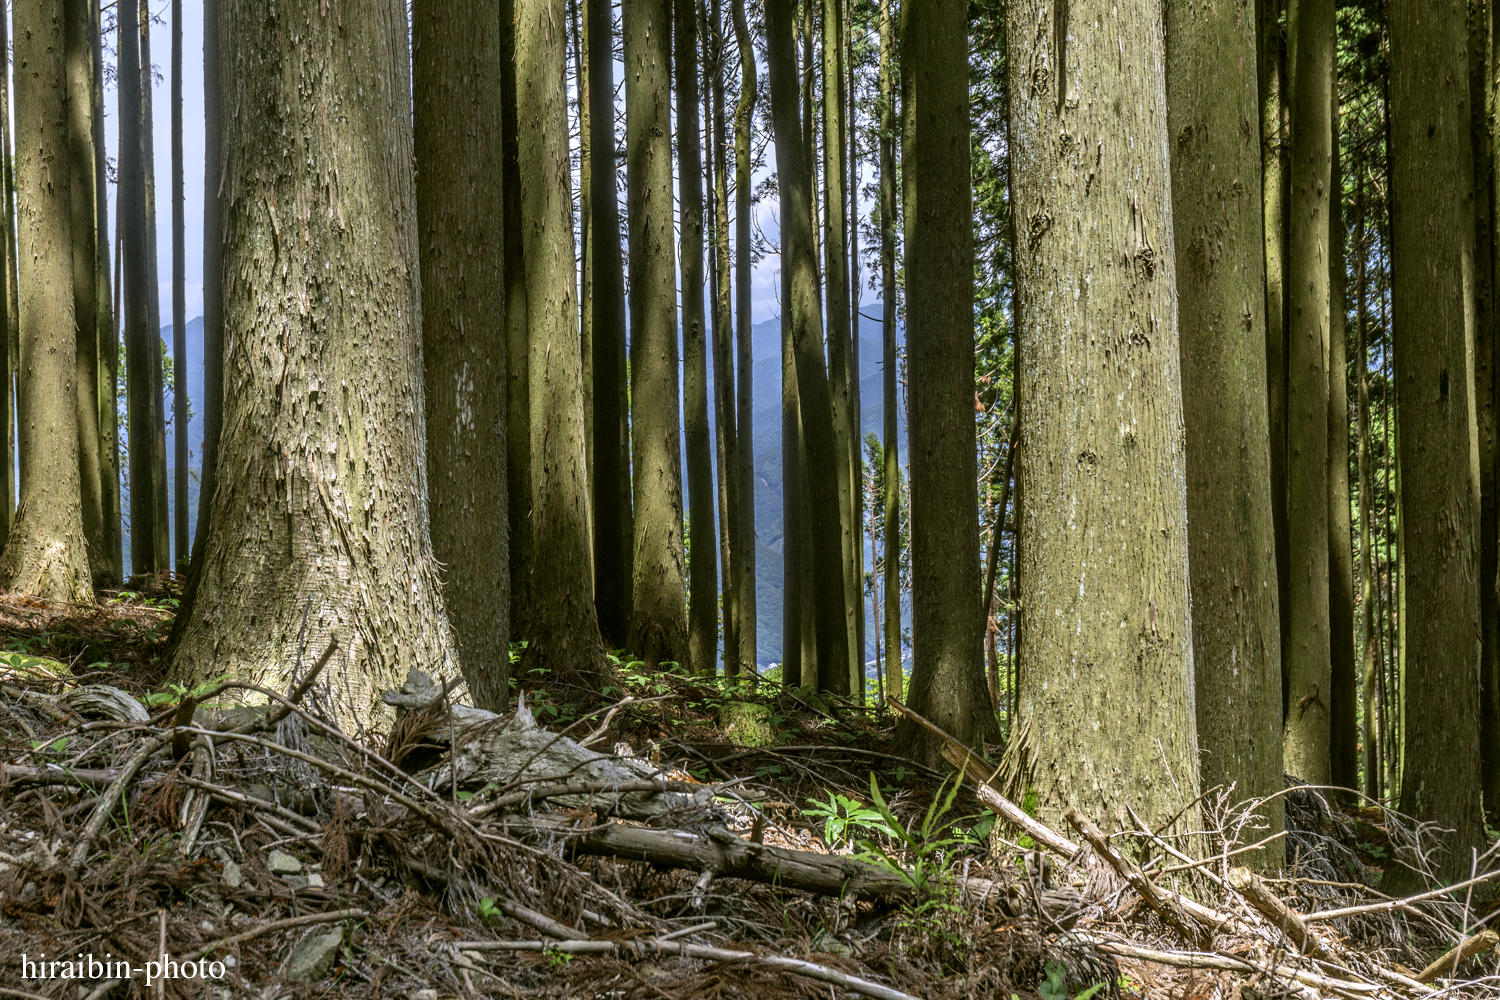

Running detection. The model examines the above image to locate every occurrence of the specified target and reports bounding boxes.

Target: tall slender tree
[731,0,758,674]
[501,0,533,635]
[1388,0,1484,883]
[0,0,18,526]
[169,0,460,716]
[171,0,187,565]
[768,0,851,694]
[514,0,612,684]
[414,0,511,710]
[1261,0,1291,680]
[0,0,92,602]
[626,0,692,666]
[897,0,989,759]
[1282,0,1335,783]
[878,0,900,704]
[588,0,634,648]
[678,0,717,674]
[1165,0,1285,866]
[93,0,119,578]
[63,0,102,576]
[119,0,159,573]
[140,5,170,566]
[1008,0,1201,827]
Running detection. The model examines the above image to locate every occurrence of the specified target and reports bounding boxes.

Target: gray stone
[221,861,243,888]
[286,929,342,981]
[307,873,325,888]
[283,875,308,890]
[266,850,301,874]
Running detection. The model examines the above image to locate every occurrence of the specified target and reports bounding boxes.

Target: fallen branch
[1067,807,1209,949]
[69,733,169,866]
[1090,939,1383,996]
[176,908,369,964]
[0,763,118,788]
[495,901,588,941]
[1304,870,1500,924]
[454,937,920,1000]
[1228,865,1326,958]
[1416,930,1500,983]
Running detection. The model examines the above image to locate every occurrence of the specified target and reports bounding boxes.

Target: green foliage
[803,791,895,851]
[1036,962,1107,1000]
[476,897,502,922]
[142,677,224,708]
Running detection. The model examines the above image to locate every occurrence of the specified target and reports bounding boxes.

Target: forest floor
[1,585,1498,999]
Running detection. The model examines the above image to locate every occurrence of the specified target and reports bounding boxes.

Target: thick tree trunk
[767,0,850,695]
[896,0,991,762]
[1282,0,1334,783]
[171,0,187,568]
[414,0,511,710]
[822,0,860,695]
[0,0,91,602]
[64,0,102,577]
[1389,0,1485,884]
[1165,0,1285,866]
[0,6,13,540]
[1007,0,1201,828]
[118,0,159,574]
[879,0,900,705]
[169,0,460,720]
[92,0,119,579]
[515,0,611,686]
[626,0,692,668]
[1328,106,1358,794]
[677,0,717,675]
[1260,0,1292,705]
[588,0,634,649]
[1485,0,1500,827]
[731,0,758,674]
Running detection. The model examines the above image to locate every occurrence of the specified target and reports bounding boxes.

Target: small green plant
[861,771,969,897]
[1038,961,1106,1000]
[29,736,69,757]
[545,947,572,969]
[477,897,502,922]
[803,792,895,851]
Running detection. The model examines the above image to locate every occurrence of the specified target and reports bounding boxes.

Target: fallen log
[1067,807,1209,950]
[507,814,1040,911]
[1415,929,1500,983]
[1228,865,1327,958]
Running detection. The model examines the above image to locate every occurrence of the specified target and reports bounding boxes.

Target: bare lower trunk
[92,0,119,579]
[169,0,460,724]
[1008,0,1200,829]
[1328,106,1358,794]
[731,0,758,675]
[879,0,900,705]
[0,0,92,603]
[171,0,188,569]
[414,0,511,710]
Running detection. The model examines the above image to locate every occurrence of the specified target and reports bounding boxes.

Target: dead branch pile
[2,607,1498,999]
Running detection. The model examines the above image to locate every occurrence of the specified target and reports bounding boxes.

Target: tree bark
[1354,167,1381,802]
[93,0,119,579]
[1485,0,1500,827]
[0,0,92,602]
[64,0,102,577]
[168,0,461,721]
[1007,0,1201,827]
[626,0,692,667]
[0,4,13,541]
[1282,0,1334,784]
[588,0,634,649]
[879,0,900,705]
[822,0,861,695]
[514,0,611,687]
[731,0,758,675]
[1260,0,1292,705]
[501,0,533,639]
[140,5,170,567]
[414,0,511,710]
[119,0,159,574]
[1389,0,1485,883]
[767,0,851,695]
[897,0,990,762]
[1328,99,1358,795]
[677,0,716,675]
[1165,0,1285,865]
[171,0,187,568]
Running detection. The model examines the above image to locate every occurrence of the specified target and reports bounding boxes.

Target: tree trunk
[677,0,716,675]
[168,0,461,721]
[626,0,692,667]
[1485,0,1500,827]
[1389,0,1485,884]
[0,0,91,602]
[708,0,740,676]
[64,0,102,577]
[588,0,634,649]
[140,6,170,567]
[896,0,991,762]
[0,5,12,539]
[1166,0,1285,864]
[574,0,592,484]
[1261,0,1292,707]
[414,0,511,710]
[1354,166,1381,802]
[1281,0,1334,783]
[879,0,900,706]
[731,0,758,675]
[119,0,159,574]
[1328,97,1358,795]
[1007,0,1200,828]
[822,0,860,695]
[501,0,533,639]
[171,0,188,568]
[93,0,119,579]
[514,0,611,686]
[767,0,850,695]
